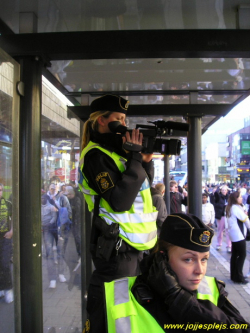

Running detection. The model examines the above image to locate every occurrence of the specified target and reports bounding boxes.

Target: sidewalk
[208,229,250,323]
[1,230,250,333]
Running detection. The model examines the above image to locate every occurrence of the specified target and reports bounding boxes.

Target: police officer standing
[78,95,158,332]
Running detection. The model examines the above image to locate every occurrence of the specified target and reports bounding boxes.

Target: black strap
[94,195,101,217]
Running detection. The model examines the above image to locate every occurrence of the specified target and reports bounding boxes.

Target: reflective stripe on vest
[105,277,165,333]
[197,276,219,305]
[79,141,158,251]
[105,276,219,333]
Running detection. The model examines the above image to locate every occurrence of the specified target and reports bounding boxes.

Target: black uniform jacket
[82,131,155,285]
[132,255,250,333]
[83,131,154,212]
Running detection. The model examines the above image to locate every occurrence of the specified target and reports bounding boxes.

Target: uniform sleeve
[83,149,148,212]
[167,283,250,332]
[137,276,250,333]
[142,159,154,185]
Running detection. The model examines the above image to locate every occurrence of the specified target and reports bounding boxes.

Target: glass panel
[0,49,20,332]
[197,94,243,104]
[48,58,250,99]
[202,95,250,188]
[2,0,250,33]
[41,78,82,332]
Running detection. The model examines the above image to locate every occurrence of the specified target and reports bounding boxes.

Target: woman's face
[168,246,209,291]
[237,195,243,205]
[98,112,126,133]
[221,187,228,195]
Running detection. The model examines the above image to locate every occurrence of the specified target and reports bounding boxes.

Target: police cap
[159,213,214,252]
[90,94,129,114]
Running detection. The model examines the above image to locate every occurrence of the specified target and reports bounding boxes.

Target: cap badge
[125,101,129,109]
[199,230,210,244]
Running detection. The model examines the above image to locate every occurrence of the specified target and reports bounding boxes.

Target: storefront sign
[70,168,77,181]
[241,140,250,155]
[55,168,65,181]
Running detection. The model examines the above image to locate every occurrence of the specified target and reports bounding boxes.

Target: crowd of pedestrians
[43,176,250,293]
[152,179,250,287]
[197,181,250,285]
[41,181,83,289]
[0,183,13,303]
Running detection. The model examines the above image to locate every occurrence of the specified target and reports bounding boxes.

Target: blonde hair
[153,239,177,254]
[220,185,228,192]
[155,183,165,193]
[81,111,112,150]
[170,180,177,188]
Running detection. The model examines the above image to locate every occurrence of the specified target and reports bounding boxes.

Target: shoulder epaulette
[216,279,226,288]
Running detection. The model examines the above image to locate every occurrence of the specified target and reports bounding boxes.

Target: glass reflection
[3,0,250,34]
[0,59,15,333]
[41,86,82,331]
[48,57,250,105]
[37,0,247,33]
[0,183,13,300]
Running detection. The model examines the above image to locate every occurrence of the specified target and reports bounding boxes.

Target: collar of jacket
[90,130,127,158]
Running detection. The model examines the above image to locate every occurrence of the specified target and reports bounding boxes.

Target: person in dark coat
[170,180,187,214]
[65,185,82,260]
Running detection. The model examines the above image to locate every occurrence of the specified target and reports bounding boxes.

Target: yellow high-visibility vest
[104,276,219,333]
[78,141,158,251]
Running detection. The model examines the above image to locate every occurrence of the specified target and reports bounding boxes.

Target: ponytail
[81,111,112,150]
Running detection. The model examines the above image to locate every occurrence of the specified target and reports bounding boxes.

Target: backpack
[57,196,71,227]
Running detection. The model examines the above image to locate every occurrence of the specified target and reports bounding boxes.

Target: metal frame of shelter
[1,21,250,333]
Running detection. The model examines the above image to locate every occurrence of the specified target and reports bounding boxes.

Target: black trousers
[230,239,246,282]
[85,249,143,332]
[0,233,13,290]
[85,284,106,333]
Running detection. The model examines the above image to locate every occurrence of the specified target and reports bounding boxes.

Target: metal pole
[164,155,170,215]
[81,192,87,326]
[85,207,93,287]
[187,116,202,219]
[79,122,88,327]
[19,56,43,333]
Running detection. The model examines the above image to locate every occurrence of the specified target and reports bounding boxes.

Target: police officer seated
[104,213,250,333]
